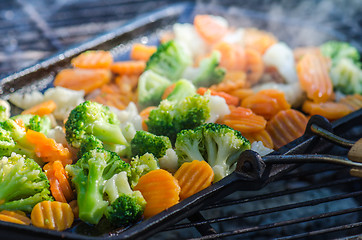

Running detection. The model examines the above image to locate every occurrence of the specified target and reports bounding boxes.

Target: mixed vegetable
[1,14,362,232]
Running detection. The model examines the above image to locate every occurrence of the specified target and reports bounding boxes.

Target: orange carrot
[266,109,308,149]
[54,68,111,94]
[0,210,31,225]
[26,130,72,166]
[228,88,255,102]
[133,169,180,219]
[115,74,139,91]
[242,129,274,149]
[220,106,267,133]
[197,87,239,106]
[68,200,79,219]
[241,89,291,120]
[302,100,352,121]
[44,161,74,203]
[210,71,248,93]
[13,118,26,132]
[130,44,157,61]
[297,52,333,103]
[162,83,176,100]
[71,50,113,69]
[339,94,362,111]
[21,100,57,116]
[213,42,246,71]
[293,47,321,62]
[174,160,214,200]
[244,48,264,86]
[244,28,277,54]
[194,15,228,44]
[31,201,74,231]
[139,106,156,131]
[111,61,146,75]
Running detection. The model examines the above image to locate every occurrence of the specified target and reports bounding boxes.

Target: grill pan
[0,2,361,239]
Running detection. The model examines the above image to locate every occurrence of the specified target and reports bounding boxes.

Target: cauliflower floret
[8,90,44,109]
[222,28,245,45]
[46,126,67,146]
[251,141,273,156]
[43,87,85,121]
[110,102,142,132]
[159,148,178,173]
[206,95,230,123]
[0,99,11,120]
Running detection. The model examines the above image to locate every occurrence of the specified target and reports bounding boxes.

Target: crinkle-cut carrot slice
[220,106,267,133]
[243,28,278,54]
[266,109,308,150]
[139,106,156,131]
[115,74,139,91]
[297,52,333,103]
[130,44,157,61]
[241,89,291,120]
[293,47,321,62]
[210,71,248,93]
[339,94,362,111]
[0,210,31,225]
[194,15,228,44]
[197,87,239,106]
[242,129,274,149]
[162,83,176,100]
[54,68,111,94]
[68,200,79,219]
[44,161,74,203]
[174,160,214,200]
[111,61,146,75]
[133,169,180,219]
[213,42,246,71]
[228,88,255,102]
[21,100,57,116]
[71,50,113,69]
[244,48,264,86]
[302,100,352,121]
[31,201,74,231]
[26,130,72,166]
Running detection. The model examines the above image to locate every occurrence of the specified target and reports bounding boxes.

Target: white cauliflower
[8,90,44,109]
[206,95,230,123]
[222,28,245,45]
[251,141,274,156]
[159,148,178,173]
[0,99,11,120]
[46,126,67,146]
[43,87,85,121]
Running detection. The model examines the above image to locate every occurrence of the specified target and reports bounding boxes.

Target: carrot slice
[26,130,72,166]
[293,47,321,62]
[297,52,333,103]
[31,201,74,231]
[133,169,180,219]
[194,15,228,44]
[244,48,264,86]
[68,200,79,219]
[0,210,31,225]
[174,160,214,200]
[228,88,255,102]
[213,42,246,71]
[302,100,352,121]
[210,71,248,93]
[197,87,239,106]
[44,161,74,203]
[115,74,139,91]
[339,94,362,111]
[241,89,291,120]
[220,106,267,133]
[71,50,113,69]
[130,44,157,61]
[21,100,56,116]
[139,106,156,131]
[54,68,111,94]
[162,83,176,100]
[244,28,277,54]
[242,129,274,149]
[266,109,308,149]
[111,61,146,75]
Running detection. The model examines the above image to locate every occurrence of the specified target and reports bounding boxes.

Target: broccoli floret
[0,100,10,121]
[183,51,225,87]
[103,171,146,227]
[65,101,129,155]
[175,123,251,182]
[320,41,360,65]
[65,148,130,224]
[146,94,210,144]
[145,40,192,81]
[0,153,52,212]
[78,135,104,158]
[11,114,51,135]
[137,70,171,109]
[129,153,159,188]
[130,131,172,158]
[165,79,196,102]
[330,58,362,94]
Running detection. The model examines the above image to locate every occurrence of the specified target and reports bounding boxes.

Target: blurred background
[1,0,361,78]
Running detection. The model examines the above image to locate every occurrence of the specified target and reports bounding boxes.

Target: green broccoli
[0,100,10,121]
[146,94,210,144]
[129,153,159,188]
[65,101,129,155]
[11,114,52,135]
[65,148,130,224]
[130,131,172,158]
[0,153,52,212]
[78,135,104,158]
[175,123,251,182]
[320,41,360,65]
[145,40,192,81]
[137,70,171,109]
[183,51,225,87]
[165,79,196,102]
[104,171,146,227]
